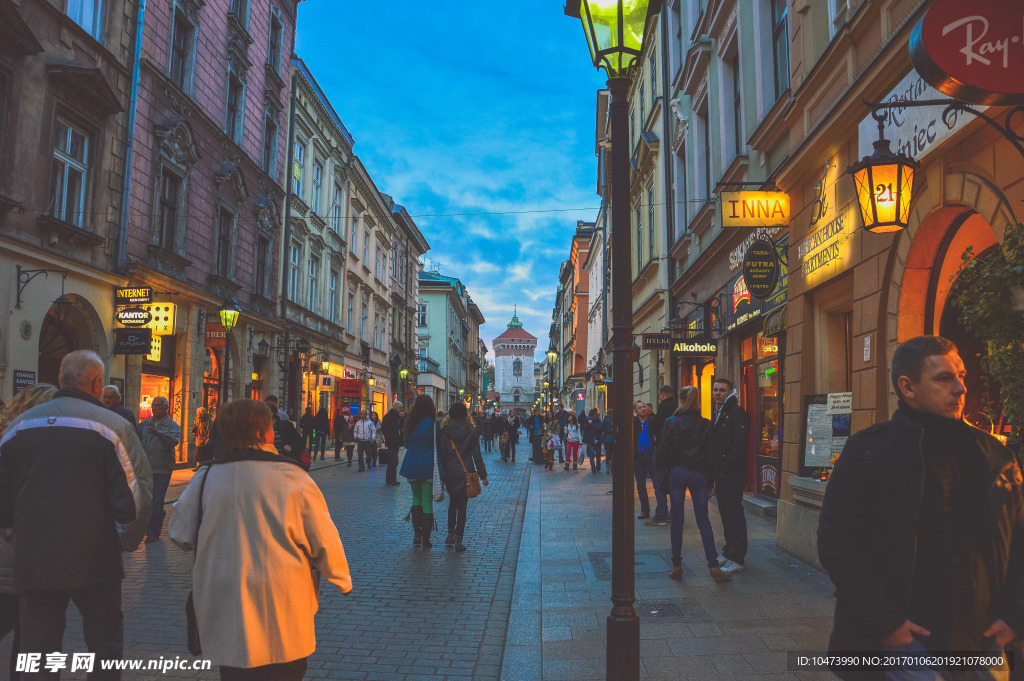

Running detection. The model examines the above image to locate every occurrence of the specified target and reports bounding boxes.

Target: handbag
[450,439,482,499]
[186,466,211,656]
[432,419,445,503]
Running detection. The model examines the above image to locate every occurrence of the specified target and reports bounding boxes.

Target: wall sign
[796,202,854,279]
[144,303,176,335]
[742,240,780,299]
[800,394,852,475]
[146,335,162,362]
[113,328,153,355]
[336,378,362,398]
[642,332,672,349]
[13,370,36,394]
[671,341,718,357]
[720,191,790,228]
[205,322,226,349]
[116,307,152,327]
[115,287,153,305]
[910,0,1024,106]
[728,227,783,270]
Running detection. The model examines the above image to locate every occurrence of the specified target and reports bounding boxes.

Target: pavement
[1,431,838,680]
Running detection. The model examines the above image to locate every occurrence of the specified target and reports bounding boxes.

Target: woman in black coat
[436,403,488,552]
[333,411,353,462]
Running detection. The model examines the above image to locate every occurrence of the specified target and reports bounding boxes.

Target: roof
[494,327,537,342]
[291,57,355,148]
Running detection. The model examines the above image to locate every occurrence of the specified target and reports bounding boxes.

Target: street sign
[742,240,780,299]
[13,370,35,394]
[114,328,153,355]
[116,307,152,327]
[671,340,718,357]
[641,332,671,349]
[720,191,790,228]
[115,286,153,305]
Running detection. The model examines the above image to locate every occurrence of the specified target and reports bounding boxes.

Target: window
[311,161,322,214]
[255,236,269,296]
[640,83,645,120]
[417,304,427,327]
[288,243,300,303]
[268,11,283,73]
[51,118,89,227]
[360,301,368,341]
[347,294,355,333]
[700,108,711,198]
[229,0,248,24]
[630,112,635,149]
[647,186,655,261]
[772,0,790,98]
[732,53,743,157]
[635,205,643,273]
[328,271,338,323]
[226,74,244,143]
[650,47,657,95]
[262,112,278,178]
[67,0,102,38]
[350,217,358,254]
[308,255,318,308]
[169,10,194,92]
[157,170,181,249]
[373,315,379,350]
[362,228,369,263]
[216,207,234,277]
[292,141,304,198]
[330,182,342,233]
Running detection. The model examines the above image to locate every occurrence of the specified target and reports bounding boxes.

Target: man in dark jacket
[527,409,544,463]
[381,402,405,486]
[298,406,315,453]
[633,400,666,523]
[653,385,678,443]
[818,336,1023,680]
[102,384,136,426]
[710,378,750,576]
[0,350,153,677]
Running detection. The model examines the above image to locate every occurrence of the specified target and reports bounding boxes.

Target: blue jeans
[147,473,172,539]
[634,451,667,520]
[587,442,602,470]
[314,431,327,458]
[667,466,718,568]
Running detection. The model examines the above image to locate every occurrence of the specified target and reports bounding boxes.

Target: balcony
[417,356,441,375]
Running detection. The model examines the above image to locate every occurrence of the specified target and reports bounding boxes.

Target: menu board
[800,394,852,475]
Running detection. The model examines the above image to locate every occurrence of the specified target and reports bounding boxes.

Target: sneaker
[637,513,651,520]
[717,553,727,567]
[721,559,745,575]
[710,567,732,583]
[645,518,668,526]
[669,566,683,581]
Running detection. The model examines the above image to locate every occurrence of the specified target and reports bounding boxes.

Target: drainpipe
[116,0,146,274]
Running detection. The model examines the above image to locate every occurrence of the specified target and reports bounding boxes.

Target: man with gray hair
[101,384,136,426]
[137,395,181,543]
[0,349,152,676]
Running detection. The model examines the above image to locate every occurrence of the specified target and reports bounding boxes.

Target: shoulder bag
[185,466,211,656]
[450,438,482,499]
[432,419,445,503]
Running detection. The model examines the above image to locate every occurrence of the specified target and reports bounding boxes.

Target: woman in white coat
[169,399,352,680]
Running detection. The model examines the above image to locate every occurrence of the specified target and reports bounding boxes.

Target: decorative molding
[289,217,310,239]
[226,33,252,76]
[146,244,191,277]
[36,215,106,248]
[254,197,279,237]
[213,163,248,200]
[155,119,201,169]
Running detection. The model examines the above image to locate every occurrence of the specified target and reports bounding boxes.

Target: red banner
[205,322,226,348]
[336,378,362,398]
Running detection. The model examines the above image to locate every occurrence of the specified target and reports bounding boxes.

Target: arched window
[513,359,522,376]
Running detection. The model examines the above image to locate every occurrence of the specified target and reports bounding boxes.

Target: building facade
[416,270,472,412]
[493,311,537,412]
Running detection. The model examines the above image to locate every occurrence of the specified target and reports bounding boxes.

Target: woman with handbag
[436,403,488,552]
[168,399,352,680]
[399,395,440,548]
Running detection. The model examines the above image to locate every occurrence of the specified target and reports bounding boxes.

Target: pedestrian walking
[368,411,382,467]
[499,417,512,462]
[333,409,352,461]
[192,406,213,470]
[168,399,352,681]
[818,336,1022,680]
[0,383,58,680]
[399,395,439,548]
[709,378,750,576]
[527,409,544,463]
[0,350,153,678]
[137,395,182,543]
[298,406,315,453]
[268,401,307,470]
[656,386,730,583]
[564,415,582,470]
[344,415,357,465]
[381,402,405,487]
[313,407,330,461]
[353,412,376,472]
[634,401,667,525]
[101,384,136,426]
[437,403,489,552]
[583,408,603,473]
[600,409,614,473]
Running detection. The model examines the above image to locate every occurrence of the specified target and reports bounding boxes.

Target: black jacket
[581,416,601,445]
[656,410,713,474]
[437,421,487,496]
[381,409,404,450]
[653,397,677,444]
[272,416,308,469]
[818,406,1024,678]
[710,394,750,481]
[298,412,314,435]
[313,409,330,431]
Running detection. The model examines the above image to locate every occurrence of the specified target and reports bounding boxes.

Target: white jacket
[353,418,376,441]
[168,451,352,668]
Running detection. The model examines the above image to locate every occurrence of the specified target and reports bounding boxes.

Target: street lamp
[566,1,660,679]
[218,297,241,404]
[848,111,919,233]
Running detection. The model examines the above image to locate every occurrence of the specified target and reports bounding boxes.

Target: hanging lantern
[848,117,919,233]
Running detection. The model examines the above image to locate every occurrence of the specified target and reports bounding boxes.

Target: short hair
[218,399,272,451]
[674,386,700,415]
[449,402,468,420]
[658,385,674,396]
[103,385,121,398]
[264,395,279,403]
[645,403,654,409]
[891,336,959,397]
[58,350,104,391]
[151,396,169,408]
[713,377,734,391]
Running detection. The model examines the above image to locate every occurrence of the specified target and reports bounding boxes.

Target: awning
[762,304,788,338]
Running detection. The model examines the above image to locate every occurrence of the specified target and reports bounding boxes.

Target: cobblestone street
[3,433,837,680]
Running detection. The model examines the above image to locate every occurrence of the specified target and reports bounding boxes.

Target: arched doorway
[37,295,106,386]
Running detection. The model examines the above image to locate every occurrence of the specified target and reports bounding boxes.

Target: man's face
[634,401,644,416]
[152,398,169,419]
[899,352,967,420]
[101,389,119,409]
[712,382,730,405]
[265,398,278,412]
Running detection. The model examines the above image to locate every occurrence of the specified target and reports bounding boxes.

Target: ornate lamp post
[565,1,660,678]
[218,297,241,404]
[848,111,919,233]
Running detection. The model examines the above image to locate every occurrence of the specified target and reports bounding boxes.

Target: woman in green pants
[399,395,439,548]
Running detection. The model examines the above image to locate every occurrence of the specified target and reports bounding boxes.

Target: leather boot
[411,507,422,546]
[455,534,467,553]
[421,513,434,548]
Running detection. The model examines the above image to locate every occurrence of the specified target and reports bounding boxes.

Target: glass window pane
[54,120,70,154]
[66,167,84,225]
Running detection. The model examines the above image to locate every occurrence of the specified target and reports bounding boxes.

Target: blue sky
[295,2,607,361]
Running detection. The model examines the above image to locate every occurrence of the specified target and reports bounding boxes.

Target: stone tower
[493,309,537,412]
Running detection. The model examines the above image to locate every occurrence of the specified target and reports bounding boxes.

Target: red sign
[910,0,1024,105]
[336,378,362,398]
[205,322,226,348]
